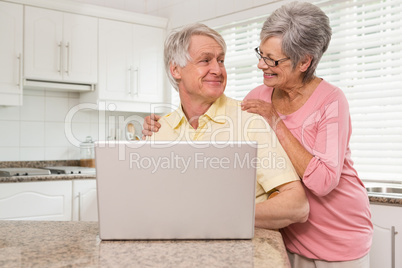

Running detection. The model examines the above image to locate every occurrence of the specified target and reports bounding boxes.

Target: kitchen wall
[0,89,143,161]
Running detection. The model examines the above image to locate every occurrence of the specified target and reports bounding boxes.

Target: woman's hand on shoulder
[142,114,162,139]
[241,99,280,129]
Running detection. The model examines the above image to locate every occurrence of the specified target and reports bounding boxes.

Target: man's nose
[209,59,223,75]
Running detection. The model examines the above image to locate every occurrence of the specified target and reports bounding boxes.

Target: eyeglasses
[254,47,290,67]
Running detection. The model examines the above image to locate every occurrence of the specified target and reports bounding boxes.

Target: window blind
[314,0,402,182]
[217,17,265,100]
[214,0,402,182]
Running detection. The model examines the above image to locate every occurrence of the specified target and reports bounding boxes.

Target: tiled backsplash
[0,89,144,161]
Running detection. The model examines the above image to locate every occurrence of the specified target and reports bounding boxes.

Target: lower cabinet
[72,179,98,221]
[0,181,72,220]
[370,204,401,268]
[0,179,98,221]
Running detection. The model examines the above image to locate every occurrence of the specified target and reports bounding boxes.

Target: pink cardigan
[244,80,373,261]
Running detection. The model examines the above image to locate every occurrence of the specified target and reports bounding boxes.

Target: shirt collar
[166,95,228,129]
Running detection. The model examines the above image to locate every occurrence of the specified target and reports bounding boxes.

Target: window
[217,17,265,100]
[215,0,402,182]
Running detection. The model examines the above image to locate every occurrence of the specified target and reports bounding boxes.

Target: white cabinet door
[0,181,72,221]
[25,6,97,84]
[132,25,165,103]
[25,7,63,81]
[92,18,166,112]
[98,19,133,101]
[72,179,98,221]
[62,13,98,83]
[0,2,23,106]
[370,204,402,268]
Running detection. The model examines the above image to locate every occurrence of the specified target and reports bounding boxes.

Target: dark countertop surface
[0,221,290,268]
[0,160,96,182]
[0,173,96,183]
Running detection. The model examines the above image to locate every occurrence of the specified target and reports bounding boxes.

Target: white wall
[0,89,143,161]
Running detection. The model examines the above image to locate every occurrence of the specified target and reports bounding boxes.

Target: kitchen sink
[365,183,402,197]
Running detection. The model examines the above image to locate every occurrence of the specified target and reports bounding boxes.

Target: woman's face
[257,36,301,90]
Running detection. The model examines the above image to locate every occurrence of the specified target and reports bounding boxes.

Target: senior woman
[240,1,373,267]
[142,2,373,267]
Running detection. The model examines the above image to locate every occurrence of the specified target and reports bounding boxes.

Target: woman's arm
[241,99,313,178]
[242,96,350,197]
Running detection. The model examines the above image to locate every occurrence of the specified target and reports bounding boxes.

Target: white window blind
[217,17,266,100]
[314,0,402,182]
[214,0,402,182]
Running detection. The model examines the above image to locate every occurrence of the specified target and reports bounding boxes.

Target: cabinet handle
[58,42,63,73]
[133,67,139,96]
[128,66,132,96]
[65,42,70,75]
[77,192,82,221]
[392,226,396,268]
[17,54,22,87]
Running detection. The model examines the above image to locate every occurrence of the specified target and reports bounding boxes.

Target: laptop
[95,141,257,240]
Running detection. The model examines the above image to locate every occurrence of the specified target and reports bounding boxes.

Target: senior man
[148,23,309,230]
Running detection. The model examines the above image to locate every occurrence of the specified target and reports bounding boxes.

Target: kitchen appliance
[23,79,95,92]
[0,168,51,177]
[44,166,96,175]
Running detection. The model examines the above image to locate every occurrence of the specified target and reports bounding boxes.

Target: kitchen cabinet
[0,179,98,221]
[370,204,401,268]
[80,18,166,112]
[24,6,97,84]
[0,181,72,220]
[0,1,23,106]
[72,179,98,221]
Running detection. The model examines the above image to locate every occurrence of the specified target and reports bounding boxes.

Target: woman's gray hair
[261,1,332,83]
[164,23,227,91]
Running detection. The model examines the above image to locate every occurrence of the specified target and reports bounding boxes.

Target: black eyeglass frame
[254,47,290,67]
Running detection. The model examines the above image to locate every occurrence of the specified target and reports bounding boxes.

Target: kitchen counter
[367,195,402,205]
[0,160,96,183]
[365,181,402,206]
[0,221,290,268]
[0,173,96,183]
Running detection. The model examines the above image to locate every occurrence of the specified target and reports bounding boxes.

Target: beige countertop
[0,221,290,268]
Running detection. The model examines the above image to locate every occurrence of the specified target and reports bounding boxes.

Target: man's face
[173,35,227,104]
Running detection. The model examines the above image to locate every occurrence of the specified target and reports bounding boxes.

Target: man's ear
[299,55,313,73]
[170,63,181,80]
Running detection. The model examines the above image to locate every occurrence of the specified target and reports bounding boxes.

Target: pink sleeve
[302,93,351,196]
[243,85,267,101]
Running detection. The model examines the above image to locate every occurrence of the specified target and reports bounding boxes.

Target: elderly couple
[142,2,373,267]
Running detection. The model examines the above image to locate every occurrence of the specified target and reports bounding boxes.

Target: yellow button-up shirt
[149,95,299,203]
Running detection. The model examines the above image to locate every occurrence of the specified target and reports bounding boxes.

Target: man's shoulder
[224,96,268,123]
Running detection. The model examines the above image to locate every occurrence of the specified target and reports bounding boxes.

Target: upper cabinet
[0,1,23,106]
[24,6,98,84]
[80,19,167,112]
[0,0,168,110]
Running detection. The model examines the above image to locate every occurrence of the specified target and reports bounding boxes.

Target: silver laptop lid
[95,141,257,240]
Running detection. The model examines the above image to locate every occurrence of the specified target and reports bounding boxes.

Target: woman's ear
[299,55,313,73]
[170,63,181,80]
